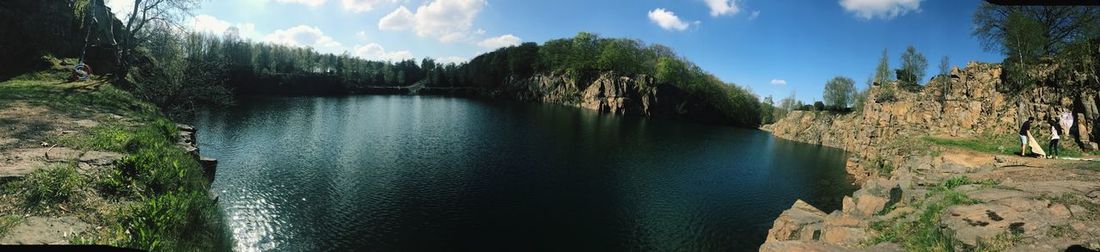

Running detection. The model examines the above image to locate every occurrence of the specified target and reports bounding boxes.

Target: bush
[875,86,898,103]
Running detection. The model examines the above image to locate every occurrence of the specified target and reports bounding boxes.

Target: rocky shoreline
[759,62,1100,251]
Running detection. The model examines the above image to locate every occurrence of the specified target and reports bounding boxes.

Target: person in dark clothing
[1019,117,1034,157]
[1049,117,1062,159]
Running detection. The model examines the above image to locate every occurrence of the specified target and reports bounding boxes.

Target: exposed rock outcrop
[766,62,1099,180]
[495,72,733,124]
[760,62,1100,251]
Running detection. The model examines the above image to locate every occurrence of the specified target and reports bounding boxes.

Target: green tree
[896,45,927,91]
[972,4,1100,92]
[874,48,893,85]
[823,76,856,109]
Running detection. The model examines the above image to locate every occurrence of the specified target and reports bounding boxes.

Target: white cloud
[704,0,740,16]
[748,10,760,20]
[341,0,394,13]
[188,15,258,39]
[378,6,415,31]
[839,0,922,20]
[377,0,487,43]
[264,25,342,50]
[104,0,134,21]
[770,79,787,86]
[275,0,326,7]
[438,56,468,64]
[648,8,691,31]
[353,43,414,61]
[478,34,522,49]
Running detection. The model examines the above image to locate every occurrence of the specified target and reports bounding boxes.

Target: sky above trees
[105,0,1005,102]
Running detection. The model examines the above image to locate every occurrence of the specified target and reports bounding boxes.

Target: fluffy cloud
[378,6,415,31]
[274,0,327,7]
[188,15,258,39]
[353,43,414,61]
[377,0,486,42]
[770,79,787,86]
[342,0,393,13]
[748,10,760,20]
[478,34,522,49]
[264,25,342,49]
[704,0,740,16]
[839,0,922,20]
[648,8,691,31]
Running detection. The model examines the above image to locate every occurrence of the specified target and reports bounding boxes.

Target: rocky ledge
[759,62,1100,251]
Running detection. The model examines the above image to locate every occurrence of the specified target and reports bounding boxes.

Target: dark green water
[193,96,856,251]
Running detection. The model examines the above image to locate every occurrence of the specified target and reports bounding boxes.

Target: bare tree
[114,0,201,68]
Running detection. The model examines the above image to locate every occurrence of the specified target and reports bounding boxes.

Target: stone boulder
[765,199,827,242]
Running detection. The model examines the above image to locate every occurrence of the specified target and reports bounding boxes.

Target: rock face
[766,62,1100,180]
[495,72,732,124]
[0,0,127,79]
[760,62,1100,251]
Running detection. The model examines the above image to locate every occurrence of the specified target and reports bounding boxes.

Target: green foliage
[22,164,86,210]
[972,4,1100,93]
[897,45,928,91]
[114,191,220,251]
[0,215,21,239]
[874,84,898,103]
[823,76,856,109]
[474,32,763,127]
[760,95,777,124]
[874,48,894,85]
[54,118,178,153]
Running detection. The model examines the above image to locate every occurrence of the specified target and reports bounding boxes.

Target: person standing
[1049,117,1061,159]
[1019,117,1034,157]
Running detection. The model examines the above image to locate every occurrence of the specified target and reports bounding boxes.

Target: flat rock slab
[0,147,81,178]
[78,151,124,166]
[0,216,90,245]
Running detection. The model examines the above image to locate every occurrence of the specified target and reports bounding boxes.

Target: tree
[760,95,776,124]
[897,45,927,91]
[874,48,893,85]
[972,4,1100,92]
[116,0,201,73]
[823,76,856,109]
[938,56,951,101]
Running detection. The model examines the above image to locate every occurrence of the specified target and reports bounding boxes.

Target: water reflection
[194,96,855,251]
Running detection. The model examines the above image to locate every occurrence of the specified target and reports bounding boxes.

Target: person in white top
[1048,117,1062,159]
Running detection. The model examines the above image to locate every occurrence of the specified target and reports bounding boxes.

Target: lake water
[192,95,856,251]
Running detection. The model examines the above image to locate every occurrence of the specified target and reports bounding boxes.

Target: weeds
[22,164,86,211]
[0,215,21,238]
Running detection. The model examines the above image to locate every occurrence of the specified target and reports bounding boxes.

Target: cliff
[760,62,1100,251]
[492,72,733,124]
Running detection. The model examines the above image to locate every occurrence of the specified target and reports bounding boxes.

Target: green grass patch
[0,215,22,238]
[3,69,223,250]
[923,133,1094,158]
[113,191,221,251]
[21,164,86,211]
[52,118,178,153]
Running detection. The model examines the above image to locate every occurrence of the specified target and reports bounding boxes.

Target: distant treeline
[137,29,762,126]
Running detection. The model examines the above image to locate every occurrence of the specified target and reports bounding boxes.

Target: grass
[867,176,991,251]
[21,164,87,211]
[63,119,221,250]
[0,215,21,238]
[1,66,223,250]
[923,133,1099,158]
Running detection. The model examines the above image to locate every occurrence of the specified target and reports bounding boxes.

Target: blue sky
[106,0,1004,102]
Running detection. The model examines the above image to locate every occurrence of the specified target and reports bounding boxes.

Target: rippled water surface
[193,96,856,251]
